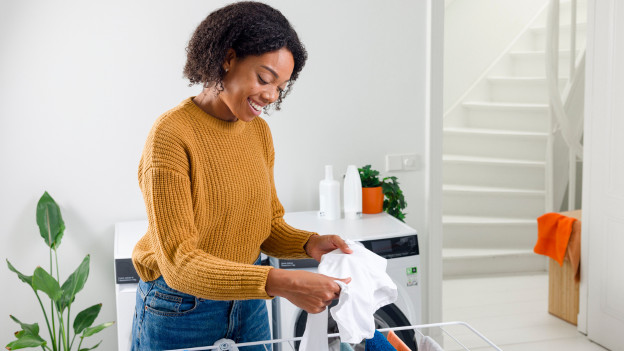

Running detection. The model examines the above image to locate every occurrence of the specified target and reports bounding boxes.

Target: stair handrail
[545,0,586,211]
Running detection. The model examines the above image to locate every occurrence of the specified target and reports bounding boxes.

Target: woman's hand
[304,234,353,262]
[266,268,351,314]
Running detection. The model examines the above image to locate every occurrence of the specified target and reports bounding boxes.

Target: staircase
[443,0,587,278]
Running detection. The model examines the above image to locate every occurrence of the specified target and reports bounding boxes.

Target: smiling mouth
[248,98,263,113]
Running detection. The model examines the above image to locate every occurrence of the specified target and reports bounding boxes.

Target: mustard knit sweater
[132,97,316,300]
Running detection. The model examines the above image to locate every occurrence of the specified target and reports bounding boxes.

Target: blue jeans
[131,258,272,351]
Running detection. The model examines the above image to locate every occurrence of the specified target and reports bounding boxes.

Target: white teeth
[248,99,262,111]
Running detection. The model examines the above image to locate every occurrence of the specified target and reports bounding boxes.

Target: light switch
[386,153,421,172]
[402,154,420,171]
[386,154,403,171]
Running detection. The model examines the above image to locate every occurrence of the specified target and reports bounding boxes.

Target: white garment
[321,240,398,343]
[299,240,398,348]
[299,308,329,351]
[329,241,399,343]
[418,336,444,351]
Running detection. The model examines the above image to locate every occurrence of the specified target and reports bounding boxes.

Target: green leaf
[7,260,33,287]
[381,176,407,222]
[36,191,65,249]
[32,266,62,302]
[59,255,90,311]
[74,303,102,334]
[5,333,46,350]
[78,340,102,351]
[9,315,39,337]
[358,165,382,188]
[81,322,114,338]
[5,316,46,350]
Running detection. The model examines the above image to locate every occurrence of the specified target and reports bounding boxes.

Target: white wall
[0,0,430,348]
[444,0,548,112]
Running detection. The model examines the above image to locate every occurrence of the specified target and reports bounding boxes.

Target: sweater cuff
[263,218,317,259]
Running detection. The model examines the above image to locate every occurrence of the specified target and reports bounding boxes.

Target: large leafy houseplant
[6,192,113,351]
[358,165,407,222]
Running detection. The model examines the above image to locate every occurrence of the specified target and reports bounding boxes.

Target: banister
[545,0,585,211]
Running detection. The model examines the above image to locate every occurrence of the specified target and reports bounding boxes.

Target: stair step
[443,154,545,167]
[509,50,577,60]
[443,155,545,190]
[443,185,545,218]
[444,128,548,161]
[530,22,587,34]
[444,215,536,225]
[444,127,548,138]
[531,22,587,51]
[487,77,567,104]
[444,184,544,195]
[462,102,549,132]
[462,101,550,133]
[509,50,577,77]
[443,248,547,278]
[443,215,538,250]
[463,101,549,111]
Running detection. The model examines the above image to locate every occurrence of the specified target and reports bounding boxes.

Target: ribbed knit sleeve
[139,166,273,300]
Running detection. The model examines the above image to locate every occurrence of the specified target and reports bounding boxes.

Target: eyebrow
[260,65,279,79]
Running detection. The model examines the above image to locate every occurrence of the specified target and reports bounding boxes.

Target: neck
[193,88,238,122]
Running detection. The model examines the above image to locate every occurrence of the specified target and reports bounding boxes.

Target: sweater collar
[183,97,247,135]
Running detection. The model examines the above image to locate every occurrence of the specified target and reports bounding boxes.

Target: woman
[131,2,351,350]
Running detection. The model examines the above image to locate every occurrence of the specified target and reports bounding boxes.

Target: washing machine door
[293,302,417,351]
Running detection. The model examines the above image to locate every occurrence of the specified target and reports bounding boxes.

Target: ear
[223,48,237,72]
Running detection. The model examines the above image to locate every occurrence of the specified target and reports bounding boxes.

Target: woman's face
[220,47,295,122]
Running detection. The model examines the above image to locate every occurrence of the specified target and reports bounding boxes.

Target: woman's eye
[257,75,268,84]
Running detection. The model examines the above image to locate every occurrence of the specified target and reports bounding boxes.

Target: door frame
[578,0,596,335]
[425,0,445,324]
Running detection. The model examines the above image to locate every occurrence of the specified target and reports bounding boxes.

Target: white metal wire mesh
[165,321,502,351]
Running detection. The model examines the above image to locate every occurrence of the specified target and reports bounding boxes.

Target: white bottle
[343,165,362,219]
[319,165,341,220]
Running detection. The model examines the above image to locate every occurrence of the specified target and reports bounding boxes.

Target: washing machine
[113,220,274,350]
[114,220,148,351]
[271,211,421,350]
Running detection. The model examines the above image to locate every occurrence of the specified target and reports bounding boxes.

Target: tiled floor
[441,273,609,350]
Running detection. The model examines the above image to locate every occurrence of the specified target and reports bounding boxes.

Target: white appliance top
[114,220,148,259]
[113,212,416,259]
[283,211,417,241]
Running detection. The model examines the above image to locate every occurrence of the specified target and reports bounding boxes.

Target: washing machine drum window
[294,301,417,351]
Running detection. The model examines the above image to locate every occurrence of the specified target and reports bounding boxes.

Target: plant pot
[362,186,384,214]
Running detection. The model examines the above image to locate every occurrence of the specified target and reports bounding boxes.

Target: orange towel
[534,212,577,266]
[387,330,412,351]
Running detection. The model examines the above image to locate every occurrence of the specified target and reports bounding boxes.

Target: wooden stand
[547,210,581,325]
[548,257,580,325]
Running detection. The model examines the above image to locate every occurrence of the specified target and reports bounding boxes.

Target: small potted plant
[358,165,407,221]
[358,165,384,214]
[6,192,114,351]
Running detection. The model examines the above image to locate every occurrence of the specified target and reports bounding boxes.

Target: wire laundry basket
[166,321,503,351]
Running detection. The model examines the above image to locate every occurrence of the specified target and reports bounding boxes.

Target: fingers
[325,275,352,286]
[331,235,353,254]
[338,277,352,285]
[284,271,353,314]
[308,306,327,314]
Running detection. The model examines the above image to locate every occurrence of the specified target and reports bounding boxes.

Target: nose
[261,86,279,104]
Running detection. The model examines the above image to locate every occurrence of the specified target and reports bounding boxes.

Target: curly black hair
[183,1,308,111]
